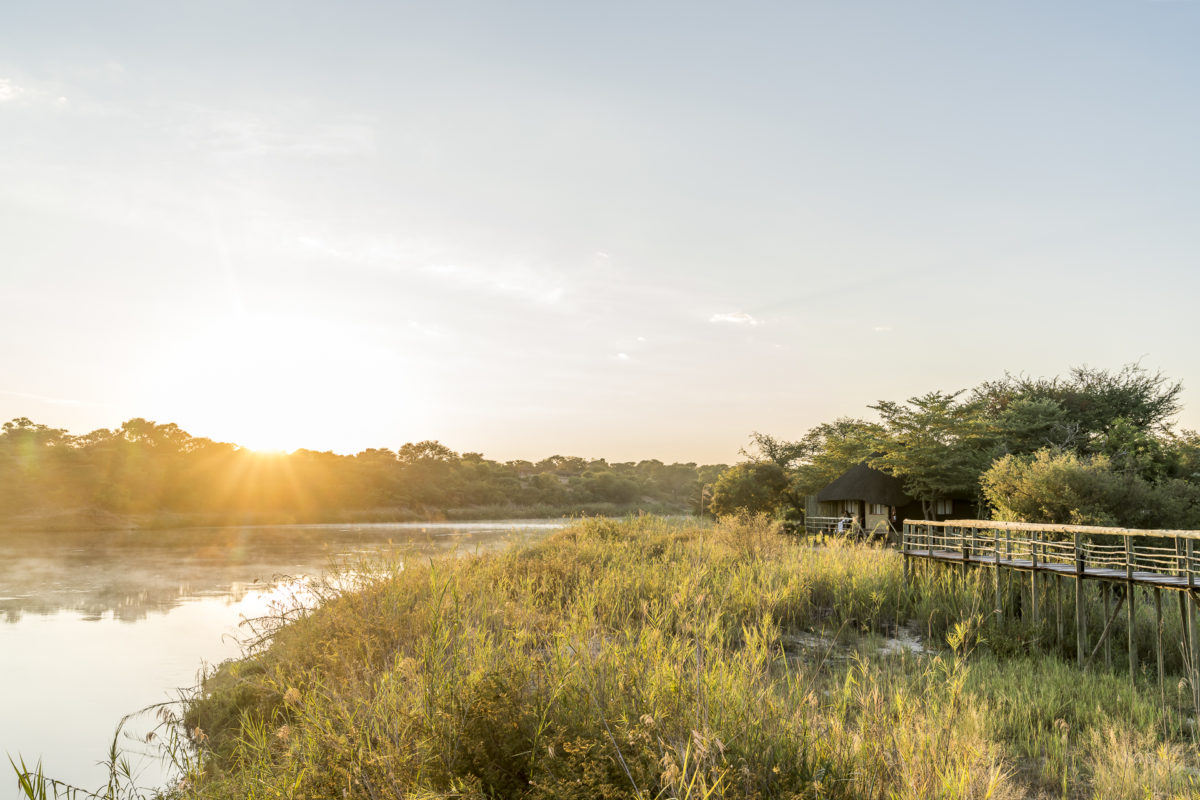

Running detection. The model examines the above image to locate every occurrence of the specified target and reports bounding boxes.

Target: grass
[14,514,1200,798]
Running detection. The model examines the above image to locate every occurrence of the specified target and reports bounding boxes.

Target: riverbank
[0,502,687,532]
[156,515,1198,799]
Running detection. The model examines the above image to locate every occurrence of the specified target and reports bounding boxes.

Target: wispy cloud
[198,115,376,159]
[709,311,761,326]
[408,319,450,339]
[0,78,25,103]
[297,234,568,307]
[0,389,101,407]
[0,77,68,109]
[426,262,565,306]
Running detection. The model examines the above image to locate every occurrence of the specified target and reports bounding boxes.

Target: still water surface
[0,521,565,796]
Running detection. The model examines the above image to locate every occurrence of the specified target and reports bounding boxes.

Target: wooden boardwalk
[902,519,1200,700]
[904,548,1196,588]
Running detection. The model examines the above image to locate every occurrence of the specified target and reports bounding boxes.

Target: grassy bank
[150,515,1195,799]
[17,515,1200,798]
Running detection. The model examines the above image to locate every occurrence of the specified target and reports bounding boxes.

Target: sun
[144,311,425,453]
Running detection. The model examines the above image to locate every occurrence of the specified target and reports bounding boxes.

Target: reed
[13,514,1200,798]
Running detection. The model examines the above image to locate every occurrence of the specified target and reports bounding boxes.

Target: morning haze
[4,2,1200,462]
[12,4,1200,800]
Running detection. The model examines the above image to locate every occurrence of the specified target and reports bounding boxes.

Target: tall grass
[14,514,1200,798]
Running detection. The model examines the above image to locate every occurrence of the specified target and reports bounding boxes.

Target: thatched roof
[816,462,912,506]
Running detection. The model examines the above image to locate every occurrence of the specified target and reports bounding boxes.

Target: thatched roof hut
[815,462,911,507]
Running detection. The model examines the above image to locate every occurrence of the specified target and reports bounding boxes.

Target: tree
[742,432,808,470]
[397,440,459,465]
[869,391,995,517]
[708,462,790,517]
[974,364,1182,446]
[981,449,1200,529]
[790,418,882,497]
[992,398,1076,456]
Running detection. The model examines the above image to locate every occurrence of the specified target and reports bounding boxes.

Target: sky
[3,1,1200,464]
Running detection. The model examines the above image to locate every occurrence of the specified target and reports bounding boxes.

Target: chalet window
[934,499,953,515]
[843,501,857,514]
[868,503,887,515]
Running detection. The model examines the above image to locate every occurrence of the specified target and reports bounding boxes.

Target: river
[0,520,566,797]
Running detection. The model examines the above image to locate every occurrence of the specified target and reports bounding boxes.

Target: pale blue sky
[3,1,1200,462]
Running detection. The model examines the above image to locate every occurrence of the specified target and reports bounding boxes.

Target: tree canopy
[0,420,727,526]
[712,363,1200,528]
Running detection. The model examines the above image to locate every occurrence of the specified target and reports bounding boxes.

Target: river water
[0,520,565,797]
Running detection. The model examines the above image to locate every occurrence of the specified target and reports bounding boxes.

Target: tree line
[0,419,727,526]
[711,364,1200,528]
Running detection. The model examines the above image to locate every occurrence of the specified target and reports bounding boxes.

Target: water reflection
[0,521,564,797]
[0,522,563,623]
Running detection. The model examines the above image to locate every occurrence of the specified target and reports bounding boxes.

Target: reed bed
[16,514,1200,799]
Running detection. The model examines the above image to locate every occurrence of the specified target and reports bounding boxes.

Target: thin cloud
[709,311,761,326]
[0,389,99,407]
[0,78,24,103]
[0,78,66,109]
[425,262,565,306]
[297,233,569,308]
[407,319,450,339]
[202,116,376,159]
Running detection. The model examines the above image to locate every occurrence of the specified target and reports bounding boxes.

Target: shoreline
[0,501,694,533]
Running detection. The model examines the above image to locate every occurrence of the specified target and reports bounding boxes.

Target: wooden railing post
[1126,535,1136,686]
[1075,531,1086,668]
[902,523,910,588]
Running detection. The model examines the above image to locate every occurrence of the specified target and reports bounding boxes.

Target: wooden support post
[993,527,1002,619]
[1188,539,1198,709]
[902,523,909,588]
[1056,574,1063,648]
[1031,530,1039,630]
[1126,535,1136,686]
[1103,583,1112,669]
[1155,587,1164,704]
[1084,589,1127,671]
[1178,592,1189,661]
[1075,531,1085,668]
[1004,528,1012,601]
[961,526,970,581]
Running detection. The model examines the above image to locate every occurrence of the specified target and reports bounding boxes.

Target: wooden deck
[901,519,1200,695]
[904,548,1196,588]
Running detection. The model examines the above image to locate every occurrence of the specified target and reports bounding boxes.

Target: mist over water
[0,521,564,796]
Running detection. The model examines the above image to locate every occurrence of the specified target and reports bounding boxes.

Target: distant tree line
[0,419,728,526]
[712,364,1200,528]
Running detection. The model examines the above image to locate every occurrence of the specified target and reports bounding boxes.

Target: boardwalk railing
[805,516,894,540]
[902,519,1200,700]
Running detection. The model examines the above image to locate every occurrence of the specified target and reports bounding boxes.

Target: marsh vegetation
[23,515,1199,799]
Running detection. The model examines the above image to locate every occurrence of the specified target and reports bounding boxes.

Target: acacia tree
[789,418,882,497]
[869,391,996,519]
[973,364,1182,445]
